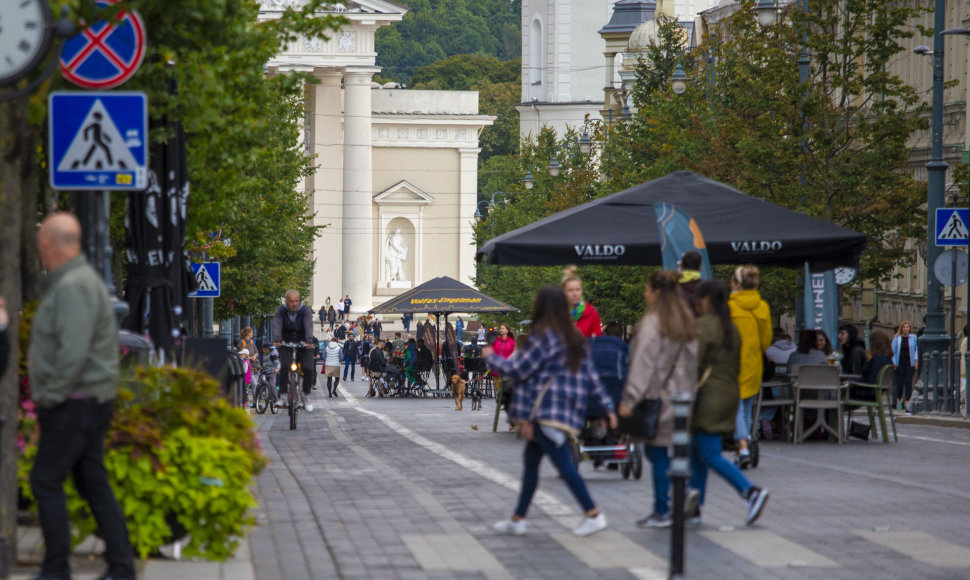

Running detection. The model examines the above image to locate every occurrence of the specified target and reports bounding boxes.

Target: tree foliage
[603,2,927,314]
[476,2,929,323]
[376,0,521,85]
[110,0,342,319]
[410,54,521,161]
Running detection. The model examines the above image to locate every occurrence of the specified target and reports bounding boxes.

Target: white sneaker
[306,403,314,412]
[572,513,608,537]
[493,519,527,535]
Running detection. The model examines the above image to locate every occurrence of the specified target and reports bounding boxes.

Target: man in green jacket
[28,212,135,580]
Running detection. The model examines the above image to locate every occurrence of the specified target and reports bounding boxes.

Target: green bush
[19,366,266,560]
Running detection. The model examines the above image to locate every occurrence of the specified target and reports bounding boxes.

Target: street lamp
[578,130,593,155]
[522,169,534,190]
[671,60,687,95]
[753,0,779,29]
[547,156,562,177]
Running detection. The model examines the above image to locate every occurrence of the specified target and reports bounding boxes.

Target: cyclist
[273,289,316,412]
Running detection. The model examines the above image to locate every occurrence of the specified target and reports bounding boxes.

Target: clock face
[834,266,857,286]
[0,0,53,85]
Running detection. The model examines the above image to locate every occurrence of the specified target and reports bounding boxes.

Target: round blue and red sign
[59,0,146,89]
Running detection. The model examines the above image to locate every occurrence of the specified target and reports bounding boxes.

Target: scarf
[571,299,587,322]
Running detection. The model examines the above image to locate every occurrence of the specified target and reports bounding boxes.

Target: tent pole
[435,313,442,388]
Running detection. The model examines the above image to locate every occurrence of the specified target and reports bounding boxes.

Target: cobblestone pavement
[247,375,970,580]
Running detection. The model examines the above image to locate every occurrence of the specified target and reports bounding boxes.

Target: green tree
[604,1,927,314]
[376,0,521,84]
[410,54,521,162]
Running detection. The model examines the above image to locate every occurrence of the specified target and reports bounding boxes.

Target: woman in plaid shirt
[486,286,617,538]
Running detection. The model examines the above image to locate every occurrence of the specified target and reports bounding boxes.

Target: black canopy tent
[477,171,867,270]
[369,276,518,387]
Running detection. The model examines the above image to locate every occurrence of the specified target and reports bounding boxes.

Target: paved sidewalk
[246,375,970,580]
[10,526,253,580]
[13,370,970,579]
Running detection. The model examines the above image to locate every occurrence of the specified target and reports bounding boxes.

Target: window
[530,18,543,101]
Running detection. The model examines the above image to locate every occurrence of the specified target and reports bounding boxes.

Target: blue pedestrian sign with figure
[189,263,221,298]
[936,208,969,247]
[48,91,148,191]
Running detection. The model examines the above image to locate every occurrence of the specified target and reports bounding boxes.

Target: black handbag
[618,398,664,439]
[618,344,684,440]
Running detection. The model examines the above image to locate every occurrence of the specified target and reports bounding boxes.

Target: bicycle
[279,341,311,430]
[254,371,278,415]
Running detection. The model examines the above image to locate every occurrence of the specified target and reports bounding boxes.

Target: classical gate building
[259,0,494,312]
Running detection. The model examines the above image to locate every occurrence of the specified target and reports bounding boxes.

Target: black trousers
[278,347,314,395]
[31,399,135,580]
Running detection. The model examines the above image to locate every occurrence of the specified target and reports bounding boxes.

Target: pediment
[374,181,434,205]
[258,0,406,15]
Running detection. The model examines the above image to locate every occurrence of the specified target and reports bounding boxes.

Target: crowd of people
[482,256,776,538]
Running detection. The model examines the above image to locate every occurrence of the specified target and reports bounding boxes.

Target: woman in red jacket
[492,323,516,359]
[561,266,602,338]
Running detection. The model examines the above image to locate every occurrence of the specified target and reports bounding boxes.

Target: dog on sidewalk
[469,382,483,411]
[451,374,466,411]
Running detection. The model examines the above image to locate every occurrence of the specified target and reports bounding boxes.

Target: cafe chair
[844,365,898,443]
[792,364,845,444]
[754,379,795,442]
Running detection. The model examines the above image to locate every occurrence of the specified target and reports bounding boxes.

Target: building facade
[259,1,493,313]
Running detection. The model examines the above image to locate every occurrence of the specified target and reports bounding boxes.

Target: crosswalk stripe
[699,529,839,567]
[854,530,970,568]
[552,531,667,569]
[402,533,506,572]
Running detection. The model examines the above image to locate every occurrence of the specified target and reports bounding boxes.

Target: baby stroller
[568,376,643,479]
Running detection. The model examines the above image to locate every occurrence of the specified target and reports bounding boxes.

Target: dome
[627,20,659,52]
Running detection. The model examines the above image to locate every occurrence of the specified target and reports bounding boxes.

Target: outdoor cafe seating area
[756,363,898,445]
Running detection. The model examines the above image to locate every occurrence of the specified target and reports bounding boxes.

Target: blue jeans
[514,427,596,518]
[645,445,671,515]
[734,395,756,441]
[343,358,355,380]
[688,432,753,505]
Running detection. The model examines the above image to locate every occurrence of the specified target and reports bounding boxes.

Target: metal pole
[922,0,951,412]
[950,248,958,413]
[668,391,692,579]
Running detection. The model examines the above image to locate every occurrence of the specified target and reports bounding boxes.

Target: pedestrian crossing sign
[48,91,148,190]
[189,262,221,298]
[936,208,970,247]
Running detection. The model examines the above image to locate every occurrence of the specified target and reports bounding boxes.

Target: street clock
[834,266,857,286]
[0,0,54,86]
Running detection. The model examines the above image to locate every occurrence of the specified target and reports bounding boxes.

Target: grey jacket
[622,313,698,447]
[29,256,119,407]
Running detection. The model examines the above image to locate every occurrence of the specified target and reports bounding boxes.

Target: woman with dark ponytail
[687,280,769,527]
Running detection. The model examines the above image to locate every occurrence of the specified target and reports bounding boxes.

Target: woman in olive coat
[687,280,769,527]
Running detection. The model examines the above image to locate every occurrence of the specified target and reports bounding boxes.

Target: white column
[342,68,377,312]
[604,52,616,90]
[311,70,344,310]
[458,147,480,286]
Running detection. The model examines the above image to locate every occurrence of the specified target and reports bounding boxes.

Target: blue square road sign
[189,263,221,298]
[49,91,148,191]
[936,208,970,247]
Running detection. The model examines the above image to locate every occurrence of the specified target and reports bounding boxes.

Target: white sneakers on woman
[572,513,608,537]
[495,514,608,537]
[492,518,527,535]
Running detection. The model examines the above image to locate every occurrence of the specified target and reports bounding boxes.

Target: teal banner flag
[653,203,712,278]
[803,264,838,346]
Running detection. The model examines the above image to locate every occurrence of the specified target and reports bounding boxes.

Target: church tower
[516,0,615,138]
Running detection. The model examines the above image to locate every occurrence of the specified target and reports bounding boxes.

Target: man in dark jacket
[590,322,630,415]
[273,290,316,409]
[29,213,136,580]
[343,337,359,381]
[372,317,383,340]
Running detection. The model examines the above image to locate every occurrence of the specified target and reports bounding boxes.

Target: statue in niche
[385,228,409,282]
